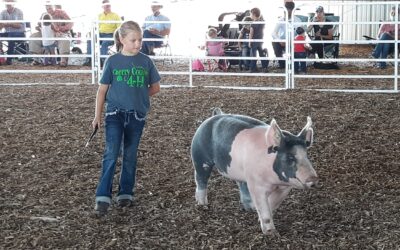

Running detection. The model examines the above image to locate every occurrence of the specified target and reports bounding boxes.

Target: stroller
[213,11,247,69]
[208,10,269,69]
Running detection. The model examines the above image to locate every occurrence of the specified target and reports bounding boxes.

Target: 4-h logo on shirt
[113,66,149,87]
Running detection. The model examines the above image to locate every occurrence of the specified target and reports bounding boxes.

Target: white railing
[0,1,398,93]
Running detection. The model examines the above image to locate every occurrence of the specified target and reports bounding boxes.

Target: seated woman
[307,6,333,59]
[372,6,400,69]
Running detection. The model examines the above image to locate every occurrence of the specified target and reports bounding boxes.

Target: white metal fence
[0,1,398,93]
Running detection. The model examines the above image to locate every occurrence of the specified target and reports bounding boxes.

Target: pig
[190,108,318,235]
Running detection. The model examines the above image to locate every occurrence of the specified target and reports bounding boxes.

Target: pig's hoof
[240,204,255,212]
[195,190,208,205]
[195,196,208,206]
[265,229,280,237]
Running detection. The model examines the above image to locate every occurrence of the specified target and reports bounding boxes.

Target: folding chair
[154,35,173,65]
[323,15,340,60]
[0,23,30,63]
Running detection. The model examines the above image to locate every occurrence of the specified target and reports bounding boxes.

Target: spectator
[249,7,268,73]
[371,6,400,69]
[205,27,226,71]
[271,1,303,69]
[41,13,56,66]
[83,0,121,66]
[0,0,26,65]
[205,28,224,56]
[238,16,252,71]
[307,6,333,59]
[294,26,311,74]
[141,0,171,55]
[29,3,73,66]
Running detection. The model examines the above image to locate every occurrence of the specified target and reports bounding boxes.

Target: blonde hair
[114,20,142,52]
[207,28,217,38]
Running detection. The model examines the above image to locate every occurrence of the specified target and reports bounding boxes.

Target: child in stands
[294,26,311,74]
[41,14,57,66]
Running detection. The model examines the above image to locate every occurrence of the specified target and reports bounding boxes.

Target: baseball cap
[151,0,163,7]
[102,0,111,6]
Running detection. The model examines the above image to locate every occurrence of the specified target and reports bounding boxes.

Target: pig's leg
[237,181,255,211]
[268,186,292,213]
[194,163,213,205]
[247,183,278,235]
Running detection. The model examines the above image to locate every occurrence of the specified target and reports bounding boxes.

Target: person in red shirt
[294,26,311,74]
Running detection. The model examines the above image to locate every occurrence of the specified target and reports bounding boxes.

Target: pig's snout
[305,176,320,189]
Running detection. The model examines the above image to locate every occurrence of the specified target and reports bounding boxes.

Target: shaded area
[0,85,399,249]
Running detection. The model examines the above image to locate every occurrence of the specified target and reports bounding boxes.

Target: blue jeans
[0,32,26,64]
[239,45,250,70]
[86,33,114,61]
[250,42,269,71]
[272,42,285,68]
[141,29,163,55]
[372,32,394,68]
[294,52,307,73]
[95,109,146,204]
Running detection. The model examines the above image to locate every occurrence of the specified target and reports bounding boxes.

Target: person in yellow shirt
[84,0,121,66]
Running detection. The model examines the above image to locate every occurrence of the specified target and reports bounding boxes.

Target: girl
[205,28,226,71]
[92,20,161,216]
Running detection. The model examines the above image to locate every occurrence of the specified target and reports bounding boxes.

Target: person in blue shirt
[0,0,26,65]
[271,1,303,69]
[92,20,161,216]
[141,1,171,55]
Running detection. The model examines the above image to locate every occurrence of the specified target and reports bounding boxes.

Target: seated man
[0,0,26,65]
[29,4,73,66]
[372,6,400,69]
[84,0,121,66]
[307,6,334,59]
[141,1,171,55]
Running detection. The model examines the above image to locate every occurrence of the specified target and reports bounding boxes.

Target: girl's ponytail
[114,28,122,52]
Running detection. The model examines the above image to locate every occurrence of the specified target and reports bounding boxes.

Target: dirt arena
[1,75,400,249]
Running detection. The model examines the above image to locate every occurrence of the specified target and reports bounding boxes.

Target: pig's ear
[265,119,282,153]
[299,116,314,147]
[212,107,223,116]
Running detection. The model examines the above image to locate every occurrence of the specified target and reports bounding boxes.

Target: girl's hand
[92,117,101,130]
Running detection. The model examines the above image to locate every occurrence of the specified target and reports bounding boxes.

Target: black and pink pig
[191,108,319,235]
